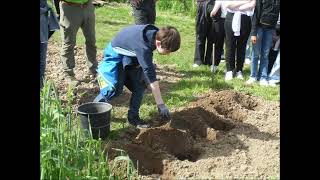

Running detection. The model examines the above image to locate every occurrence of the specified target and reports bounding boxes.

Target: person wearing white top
[223,0,256,81]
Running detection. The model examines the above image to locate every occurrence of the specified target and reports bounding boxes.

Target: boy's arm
[149,81,170,120]
[149,81,164,105]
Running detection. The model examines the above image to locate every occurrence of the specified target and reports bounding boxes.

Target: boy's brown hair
[156,26,181,52]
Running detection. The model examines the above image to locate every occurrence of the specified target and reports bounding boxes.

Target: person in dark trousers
[207,0,227,73]
[223,0,256,81]
[130,0,157,25]
[40,0,60,89]
[93,25,181,128]
[193,0,214,68]
[268,15,280,74]
[246,0,280,86]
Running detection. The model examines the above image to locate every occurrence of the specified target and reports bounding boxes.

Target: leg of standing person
[147,1,156,24]
[224,12,237,80]
[81,2,98,76]
[258,28,274,85]
[212,18,225,72]
[235,15,251,80]
[132,6,149,24]
[59,2,82,86]
[40,42,48,89]
[268,49,280,86]
[193,2,207,67]
[204,10,213,66]
[245,39,251,64]
[248,27,262,83]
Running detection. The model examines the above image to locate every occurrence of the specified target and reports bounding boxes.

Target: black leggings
[194,1,214,65]
[212,18,225,66]
[224,12,251,72]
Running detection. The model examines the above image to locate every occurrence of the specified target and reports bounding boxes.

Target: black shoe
[128,116,150,128]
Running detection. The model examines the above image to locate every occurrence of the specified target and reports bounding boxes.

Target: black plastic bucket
[77,102,112,140]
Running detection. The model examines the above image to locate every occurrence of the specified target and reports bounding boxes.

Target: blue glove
[157,104,170,120]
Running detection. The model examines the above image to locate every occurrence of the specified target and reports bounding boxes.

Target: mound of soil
[105,90,279,179]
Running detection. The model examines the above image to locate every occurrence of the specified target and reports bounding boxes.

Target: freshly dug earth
[46,41,279,179]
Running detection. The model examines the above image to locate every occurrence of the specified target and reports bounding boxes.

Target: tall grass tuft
[40,81,136,179]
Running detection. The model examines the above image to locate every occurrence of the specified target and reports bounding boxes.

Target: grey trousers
[59,0,98,74]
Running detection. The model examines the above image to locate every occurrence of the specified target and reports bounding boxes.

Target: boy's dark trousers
[224,12,251,72]
[131,0,156,24]
[94,64,146,119]
[212,18,225,66]
[194,0,214,66]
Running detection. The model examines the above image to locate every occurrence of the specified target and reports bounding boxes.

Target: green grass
[40,81,136,179]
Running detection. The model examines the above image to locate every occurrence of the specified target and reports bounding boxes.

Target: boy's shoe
[128,116,150,129]
[225,71,233,81]
[210,65,218,73]
[246,77,256,84]
[259,79,269,86]
[235,71,244,80]
[192,63,200,68]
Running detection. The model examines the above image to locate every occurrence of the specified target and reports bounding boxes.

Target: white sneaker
[210,65,218,73]
[235,71,244,80]
[245,58,251,65]
[246,77,256,84]
[259,79,269,86]
[269,79,279,84]
[268,79,279,87]
[193,64,200,68]
[225,71,233,81]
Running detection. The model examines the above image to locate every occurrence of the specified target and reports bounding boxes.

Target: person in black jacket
[246,0,280,86]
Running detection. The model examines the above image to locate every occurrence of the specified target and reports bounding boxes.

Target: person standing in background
[246,0,280,86]
[223,0,256,81]
[208,0,227,73]
[130,0,157,25]
[193,0,214,68]
[40,0,60,89]
[59,0,98,87]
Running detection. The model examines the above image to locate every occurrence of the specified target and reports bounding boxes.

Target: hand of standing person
[251,36,257,44]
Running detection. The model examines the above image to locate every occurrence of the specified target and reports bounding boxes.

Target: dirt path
[46,41,279,179]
